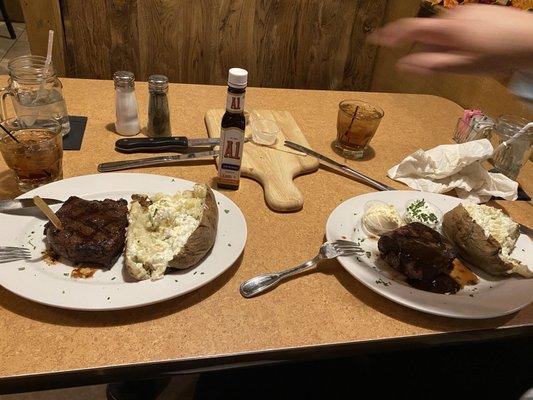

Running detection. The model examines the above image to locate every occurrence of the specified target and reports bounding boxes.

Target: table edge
[1,324,531,394]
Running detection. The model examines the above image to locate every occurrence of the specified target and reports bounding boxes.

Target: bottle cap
[148,74,169,93]
[228,68,248,89]
[113,71,135,89]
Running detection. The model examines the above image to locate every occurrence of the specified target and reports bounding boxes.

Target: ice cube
[33,88,51,105]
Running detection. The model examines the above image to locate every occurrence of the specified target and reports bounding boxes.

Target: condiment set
[111,68,248,190]
[113,71,172,138]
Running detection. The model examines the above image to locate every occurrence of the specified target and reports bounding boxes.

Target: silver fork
[240,240,363,298]
[0,246,32,263]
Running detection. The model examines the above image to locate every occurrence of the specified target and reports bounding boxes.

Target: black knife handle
[115,137,188,150]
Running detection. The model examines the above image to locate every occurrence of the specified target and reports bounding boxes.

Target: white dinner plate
[0,173,247,311]
[326,191,533,319]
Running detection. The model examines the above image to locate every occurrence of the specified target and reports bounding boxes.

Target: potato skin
[169,185,219,269]
[442,204,512,276]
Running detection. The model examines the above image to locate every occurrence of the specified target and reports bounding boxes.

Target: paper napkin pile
[387,139,518,204]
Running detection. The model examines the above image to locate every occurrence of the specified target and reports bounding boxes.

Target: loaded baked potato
[125,184,219,280]
[442,204,531,278]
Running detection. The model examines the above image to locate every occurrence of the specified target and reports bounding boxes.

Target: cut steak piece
[378,222,459,294]
[44,196,128,268]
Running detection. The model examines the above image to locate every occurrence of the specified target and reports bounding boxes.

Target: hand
[369,5,533,75]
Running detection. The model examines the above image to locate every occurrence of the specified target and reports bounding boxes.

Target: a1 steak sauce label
[226,93,245,113]
[218,127,244,185]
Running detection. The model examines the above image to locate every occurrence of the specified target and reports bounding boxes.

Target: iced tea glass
[335,100,384,159]
[0,116,63,192]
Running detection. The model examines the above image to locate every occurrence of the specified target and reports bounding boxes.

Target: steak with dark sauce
[378,222,460,294]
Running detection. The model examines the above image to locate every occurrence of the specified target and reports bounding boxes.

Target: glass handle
[0,87,13,121]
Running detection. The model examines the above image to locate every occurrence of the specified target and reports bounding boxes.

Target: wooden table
[0,78,532,393]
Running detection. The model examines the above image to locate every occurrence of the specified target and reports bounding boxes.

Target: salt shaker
[113,71,141,136]
[147,74,171,137]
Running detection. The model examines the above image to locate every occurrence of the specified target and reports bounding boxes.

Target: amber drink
[0,117,63,192]
[335,100,384,159]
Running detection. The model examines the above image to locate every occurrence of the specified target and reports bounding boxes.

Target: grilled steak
[44,196,128,268]
[378,222,459,294]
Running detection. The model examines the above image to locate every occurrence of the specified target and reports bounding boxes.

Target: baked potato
[169,185,218,270]
[442,204,531,278]
[125,184,219,280]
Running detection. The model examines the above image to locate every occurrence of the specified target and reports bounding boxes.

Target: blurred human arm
[369,5,533,75]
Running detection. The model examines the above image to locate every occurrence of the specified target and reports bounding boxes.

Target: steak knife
[115,137,222,153]
[284,140,394,191]
[0,198,63,212]
[98,150,218,172]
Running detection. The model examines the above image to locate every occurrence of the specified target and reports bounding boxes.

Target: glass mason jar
[490,115,532,181]
[0,55,70,136]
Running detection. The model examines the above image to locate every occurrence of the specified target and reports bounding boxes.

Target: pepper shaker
[147,74,171,137]
[113,71,141,136]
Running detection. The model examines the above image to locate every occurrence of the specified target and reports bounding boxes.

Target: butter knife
[98,150,218,173]
[0,198,63,212]
[284,141,394,191]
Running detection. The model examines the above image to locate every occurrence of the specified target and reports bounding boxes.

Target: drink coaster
[63,116,88,151]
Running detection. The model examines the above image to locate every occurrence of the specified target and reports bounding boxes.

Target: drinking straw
[0,123,19,143]
[41,30,54,84]
[493,121,533,154]
[343,105,359,142]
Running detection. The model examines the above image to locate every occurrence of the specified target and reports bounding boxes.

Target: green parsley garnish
[375,278,391,287]
[407,199,438,224]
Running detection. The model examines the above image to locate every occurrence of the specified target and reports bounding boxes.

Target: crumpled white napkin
[387,139,518,204]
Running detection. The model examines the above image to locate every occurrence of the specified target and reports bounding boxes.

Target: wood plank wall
[40,0,387,90]
[20,0,66,75]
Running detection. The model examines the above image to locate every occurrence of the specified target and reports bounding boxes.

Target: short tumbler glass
[334,100,384,159]
[0,116,63,192]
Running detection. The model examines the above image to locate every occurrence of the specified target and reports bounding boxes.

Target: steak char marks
[44,196,128,268]
[378,222,459,294]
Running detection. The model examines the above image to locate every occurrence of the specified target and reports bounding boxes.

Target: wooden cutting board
[205,109,319,212]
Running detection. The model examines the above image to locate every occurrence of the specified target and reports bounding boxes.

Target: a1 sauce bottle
[217,68,248,190]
